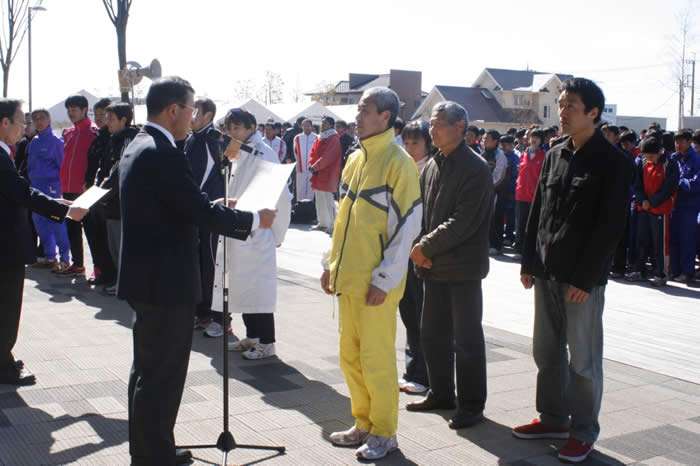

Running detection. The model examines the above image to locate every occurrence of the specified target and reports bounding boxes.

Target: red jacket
[635,155,680,215]
[309,129,342,192]
[61,117,98,194]
[515,148,545,203]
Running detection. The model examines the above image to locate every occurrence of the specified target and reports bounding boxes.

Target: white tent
[46,89,101,131]
[324,105,357,125]
[267,101,343,125]
[213,99,283,127]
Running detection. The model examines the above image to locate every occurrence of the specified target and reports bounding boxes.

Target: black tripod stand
[177,163,285,465]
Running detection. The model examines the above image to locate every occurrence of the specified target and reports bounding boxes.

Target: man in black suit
[0,99,88,386]
[118,77,276,465]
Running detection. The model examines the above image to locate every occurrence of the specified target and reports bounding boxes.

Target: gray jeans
[106,219,121,270]
[533,277,605,444]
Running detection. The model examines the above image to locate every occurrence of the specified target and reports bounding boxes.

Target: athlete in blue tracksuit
[669,135,700,280]
[27,122,70,264]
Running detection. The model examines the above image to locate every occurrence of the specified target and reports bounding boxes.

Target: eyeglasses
[179,104,198,119]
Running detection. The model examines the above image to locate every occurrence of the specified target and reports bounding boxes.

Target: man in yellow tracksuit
[320,87,422,461]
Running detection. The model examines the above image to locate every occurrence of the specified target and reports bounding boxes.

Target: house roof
[483,68,574,91]
[434,86,504,123]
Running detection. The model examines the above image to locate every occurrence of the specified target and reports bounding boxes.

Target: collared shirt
[144,122,176,147]
[0,140,11,156]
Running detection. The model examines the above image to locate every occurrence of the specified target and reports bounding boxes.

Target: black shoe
[0,365,36,386]
[175,448,192,464]
[406,393,456,412]
[448,410,484,429]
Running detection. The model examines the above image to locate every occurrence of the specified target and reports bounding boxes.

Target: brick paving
[1,232,700,464]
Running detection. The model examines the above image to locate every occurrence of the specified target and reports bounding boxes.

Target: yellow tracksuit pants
[338,294,398,438]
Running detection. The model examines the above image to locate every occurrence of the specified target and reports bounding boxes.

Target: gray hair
[432,101,469,129]
[361,87,400,128]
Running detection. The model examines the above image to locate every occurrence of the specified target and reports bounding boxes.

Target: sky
[6,0,698,128]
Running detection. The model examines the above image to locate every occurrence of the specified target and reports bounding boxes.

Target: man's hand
[66,206,88,222]
[410,244,432,269]
[320,269,332,294]
[214,198,238,208]
[257,209,277,229]
[565,285,589,303]
[521,273,534,289]
[366,285,387,306]
[55,198,73,207]
[224,139,241,160]
[642,200,650,211]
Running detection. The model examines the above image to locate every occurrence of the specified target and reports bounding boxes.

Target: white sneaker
[329,425,369,446]
[228,337,260,352]
[399,380,428,394]
[203,321,224,338]
[355,434,398,460]
[241,343,276,360]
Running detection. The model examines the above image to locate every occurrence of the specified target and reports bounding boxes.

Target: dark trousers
[515,201,531,252]
[504,200,516,242]
[421,279,486,412]
[128,301,194,465]
[242,313,275,344]
[670,208,700,277]
[632,211,670,278]
[63,193,84,267]
[398,262,428,386]
[611,205,631,274]
[489,193,504,250]
[83,207,117,282]
[195,230,219,321]
[0,264,24,371]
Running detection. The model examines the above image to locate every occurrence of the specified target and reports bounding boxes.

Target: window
[340,98,349,104]
[514,95,525,106]
[544,105,550,119]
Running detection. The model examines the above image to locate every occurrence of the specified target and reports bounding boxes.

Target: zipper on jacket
[331,153,367,292]
[379,234,384,261]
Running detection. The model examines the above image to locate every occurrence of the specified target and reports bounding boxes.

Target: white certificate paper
[234,161,295,211]
[71,186,110,210]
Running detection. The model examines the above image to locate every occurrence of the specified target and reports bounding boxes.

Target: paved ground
[1,225,699,465]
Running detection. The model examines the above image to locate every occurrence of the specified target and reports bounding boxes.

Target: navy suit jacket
[117,125,253,307]
[0,147,68,265]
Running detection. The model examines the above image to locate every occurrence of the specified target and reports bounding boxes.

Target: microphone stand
[177,162,285,464]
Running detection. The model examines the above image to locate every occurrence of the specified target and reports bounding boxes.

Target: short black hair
[619,131,637,144]
[486,129,501,141]
[516,128,527,138]
[106,103,133,126]
[647,130,663,141]
[0,98,21,123]
[393,118,405,132]
[296,116,305,126]
[560,78,605,124]
[674,130,693,141]
[31,108,50,120]
[640,137,662,154]
[478,128,486,136]
[693,129,700,145]
[273,122,282,130]
[500,135,515,144]
[507,127,517,136]
[322,115,335,127]
[225,108,256,129]
[605,125,620,136]
[65,94,89,110]
[662,132,675,152]
[619,125,629,132]
[146,76,195,117]
[401,120,432,151]
[94,98,112,111]
[466,125,480,137]
[530,129,545,145]
[194,98,216,120]
[335,119,348,130]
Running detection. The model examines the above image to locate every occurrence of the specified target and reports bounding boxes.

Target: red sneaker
[558,438,594,463]
[55,265,86,277]
[512,419,569,440]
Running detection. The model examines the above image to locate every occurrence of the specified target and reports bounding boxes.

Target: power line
[568,62,673,74]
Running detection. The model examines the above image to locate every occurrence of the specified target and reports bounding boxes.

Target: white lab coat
[212,132,292,314]
[293,132,317,201]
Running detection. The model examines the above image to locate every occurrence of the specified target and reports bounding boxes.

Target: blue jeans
[533,278,605,444]
[31,180,70,263]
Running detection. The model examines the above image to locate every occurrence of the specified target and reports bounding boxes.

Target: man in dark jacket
[0,98,87,386]
[513,78,633,464]
[282,116,304,163]
[118,77,276,464]
[406,101,493,430]
[184,98,229,336]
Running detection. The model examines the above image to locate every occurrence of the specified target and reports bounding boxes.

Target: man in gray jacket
[407,101,494,430]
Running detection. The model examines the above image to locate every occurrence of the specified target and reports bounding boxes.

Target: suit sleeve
[155,148,253,241]
[0,155,69,221]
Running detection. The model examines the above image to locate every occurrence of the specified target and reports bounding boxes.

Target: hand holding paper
[69,186,111,210]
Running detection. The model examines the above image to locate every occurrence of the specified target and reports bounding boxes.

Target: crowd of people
[1,73,699,465]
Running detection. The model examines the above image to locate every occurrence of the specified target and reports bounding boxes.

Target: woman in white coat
[212,108,292,360]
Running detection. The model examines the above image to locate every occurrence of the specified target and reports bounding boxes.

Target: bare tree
[102,0,132,102]
[232,79,256,103]
[668,0,696,129]
[0,0,43,97]
[259,70,284,105]
[310,81,336,105]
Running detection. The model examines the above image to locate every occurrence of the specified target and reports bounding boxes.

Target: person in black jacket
[0,98,88,386]
[406,101,494,430]
[184,98,229,336]
[118,77,276,465]
[513,78,633,463]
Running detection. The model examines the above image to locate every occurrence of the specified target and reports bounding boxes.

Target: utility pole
[689,54,696,117]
